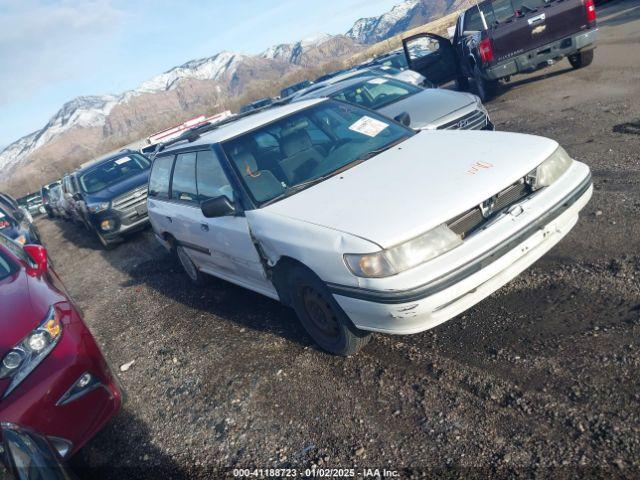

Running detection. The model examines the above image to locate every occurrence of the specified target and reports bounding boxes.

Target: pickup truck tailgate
[491,0,591,63]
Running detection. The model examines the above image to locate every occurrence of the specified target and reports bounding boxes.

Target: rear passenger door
[147,154,176,243]
[171,149,275,296]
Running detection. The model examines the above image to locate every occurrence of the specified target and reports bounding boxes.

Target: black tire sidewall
[287,266,369,355]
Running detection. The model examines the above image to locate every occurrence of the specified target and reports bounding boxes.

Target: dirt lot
[34,1,640,477]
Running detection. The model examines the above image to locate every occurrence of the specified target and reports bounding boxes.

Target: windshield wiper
[262,176,330,206]
[350,136,409,163]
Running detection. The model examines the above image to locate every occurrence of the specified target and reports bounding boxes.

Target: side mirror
[72,193,82,201]
[201,196,236,218]
[24,244,48,275]
[394,112,411,127]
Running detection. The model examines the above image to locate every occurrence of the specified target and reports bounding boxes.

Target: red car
[0,233,122,459]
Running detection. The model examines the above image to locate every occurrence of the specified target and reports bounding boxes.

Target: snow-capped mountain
[347,0,466,44]
[136,52,248,93]
[260,34,333,64]
[0,95,119,173]
[347,0,421,44]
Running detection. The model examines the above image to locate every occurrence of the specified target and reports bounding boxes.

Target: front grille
[112,186,147,212]
[437,109,488,130]
[448,179,532,238]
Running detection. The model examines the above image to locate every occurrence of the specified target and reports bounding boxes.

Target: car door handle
[200,223,209,232]
[165,216,172,223]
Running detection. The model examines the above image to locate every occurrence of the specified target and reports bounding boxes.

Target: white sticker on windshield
[115,156,131,165]
[349,116,389,137]
[368,77,388,84]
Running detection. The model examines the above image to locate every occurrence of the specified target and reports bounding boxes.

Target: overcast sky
[0,0,399,147]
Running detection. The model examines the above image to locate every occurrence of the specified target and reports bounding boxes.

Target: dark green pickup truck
[402,0,598,101]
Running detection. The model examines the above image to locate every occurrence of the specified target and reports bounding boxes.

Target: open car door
[1,424,76,480]
[402,33,462,87]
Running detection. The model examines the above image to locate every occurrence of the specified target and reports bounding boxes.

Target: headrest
[231,150,258,177]
[281,129,313,157]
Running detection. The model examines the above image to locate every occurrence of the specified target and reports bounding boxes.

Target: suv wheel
[287,265,371,356]
[568,50,594,69]
[473,65,497,102]
[176,246,207,285]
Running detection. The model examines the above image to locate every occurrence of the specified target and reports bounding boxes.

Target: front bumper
[90,208,149,240]
[0,303,122,457]
[486,29,598,80]
[331,164,592,334]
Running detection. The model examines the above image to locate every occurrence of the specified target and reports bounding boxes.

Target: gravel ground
[34,1,640,478]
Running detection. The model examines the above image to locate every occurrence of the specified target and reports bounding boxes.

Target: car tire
[568,50,594,69]
[287,265,371,356]
[176,246,207,286]
[473,65,497,102]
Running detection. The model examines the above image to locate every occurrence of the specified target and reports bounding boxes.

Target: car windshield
[80,153,150,194]
[330,77,420,110]
[222,100,413,205]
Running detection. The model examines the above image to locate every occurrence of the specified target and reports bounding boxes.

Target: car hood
[262,130,559,248]
[84,169,149,202]
[379,89,476,129]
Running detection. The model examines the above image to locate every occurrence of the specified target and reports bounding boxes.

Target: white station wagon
[147,99,592,355]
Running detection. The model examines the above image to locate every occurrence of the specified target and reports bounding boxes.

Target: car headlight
[344,224,462,278]
[527,146,573,190]
[0,306,63,398]
[87,201,110,213]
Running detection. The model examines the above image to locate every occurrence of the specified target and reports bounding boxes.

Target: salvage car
[74,151,151,248]
[297,75,493,131]
[402,0,598,100]
[41,181,62,219]
[0,205,40,245]
[147,98,592,355]
[1,423,78,479]
[59,173,84,225]
[0,233,122,459]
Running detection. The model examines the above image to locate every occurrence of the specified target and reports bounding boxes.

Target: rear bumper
[486,29,598,80]
[0,303,122,457]
[331,170,592,334]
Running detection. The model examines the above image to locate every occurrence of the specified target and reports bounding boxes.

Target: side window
[171,153,198,203]
[149,155,174,199]
[196,150,234,202]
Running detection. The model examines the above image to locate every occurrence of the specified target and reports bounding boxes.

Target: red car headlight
[0,306,63,398]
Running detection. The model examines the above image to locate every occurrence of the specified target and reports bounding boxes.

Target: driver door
[402,33,461,87]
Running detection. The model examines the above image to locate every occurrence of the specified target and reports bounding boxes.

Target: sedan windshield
[80,154,150,194]
[331,77,421,110]
[222,100,413,205]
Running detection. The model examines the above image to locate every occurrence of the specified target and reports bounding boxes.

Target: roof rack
[152,104,277,156]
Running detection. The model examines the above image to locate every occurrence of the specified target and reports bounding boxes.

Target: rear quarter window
[149,155,174,199]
